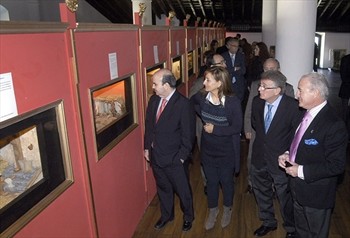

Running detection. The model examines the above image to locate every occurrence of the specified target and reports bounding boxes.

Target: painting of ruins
[0,126,42,209]
[0,100,73,237]
[91,75,137,159]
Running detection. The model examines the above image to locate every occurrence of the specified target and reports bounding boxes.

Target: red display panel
[0,22,94,238]
[73,24,147,238]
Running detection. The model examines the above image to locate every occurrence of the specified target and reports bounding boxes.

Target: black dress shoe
[182,220,192,231]
[286,232,296,238]
[246,185,253,194]
[254,225,277,236]
[154,218,172,230]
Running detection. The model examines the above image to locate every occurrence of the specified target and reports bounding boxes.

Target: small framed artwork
[90,74,138,159]
[0,100,73,237]
[172,55,183,86]
[197,47,202,71]
[187,50,194,77]
[145,63,165,101]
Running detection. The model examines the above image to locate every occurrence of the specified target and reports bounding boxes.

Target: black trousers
[293,199,332,238]
[152,162,194,222]
[251,165,295,233]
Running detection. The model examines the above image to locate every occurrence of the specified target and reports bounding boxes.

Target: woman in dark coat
[191,66,242,230]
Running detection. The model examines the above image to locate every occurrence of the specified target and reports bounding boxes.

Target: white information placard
[0,72,18,122]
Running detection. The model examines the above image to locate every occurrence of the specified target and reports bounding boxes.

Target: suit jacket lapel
[301,104,329,140]
[156,91,179,124]
[267,95,287,132]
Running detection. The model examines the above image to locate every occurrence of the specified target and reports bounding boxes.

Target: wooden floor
[133,70,350,238]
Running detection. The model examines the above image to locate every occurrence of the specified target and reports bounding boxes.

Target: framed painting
[0,100,73,237]
[90,74,138,159]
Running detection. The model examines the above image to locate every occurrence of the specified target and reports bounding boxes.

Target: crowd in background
[144,34,348,238]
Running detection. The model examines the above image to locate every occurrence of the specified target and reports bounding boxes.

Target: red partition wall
[140,25,169,202]
[197,28,205,77]
[169,27,187,96]
[73,24,147,238]
[187,27,198,91]
[0,22,94,237]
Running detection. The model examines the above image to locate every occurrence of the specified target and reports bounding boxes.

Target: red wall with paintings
[73,24,147,238]
[0,13,225,238]
[0,22,96,238]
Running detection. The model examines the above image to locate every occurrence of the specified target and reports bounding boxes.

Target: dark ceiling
[86,0,350,32]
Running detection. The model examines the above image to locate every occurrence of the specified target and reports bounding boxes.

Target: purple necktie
[289,112,312,162]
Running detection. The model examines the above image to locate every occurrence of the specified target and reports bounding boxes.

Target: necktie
[231,54,236,83]
[289,112,312,162]
[264,104,273,133]
[156,99,167,122]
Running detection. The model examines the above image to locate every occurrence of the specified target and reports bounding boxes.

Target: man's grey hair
[301,72,329,100]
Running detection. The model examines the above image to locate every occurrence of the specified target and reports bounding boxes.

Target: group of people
[143,36,348,238]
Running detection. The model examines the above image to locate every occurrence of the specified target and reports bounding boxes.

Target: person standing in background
[221,37,246,102]
[339,54,350,137]
[144,69,196,232]
[279,72,348,238]
[246,42,270,88]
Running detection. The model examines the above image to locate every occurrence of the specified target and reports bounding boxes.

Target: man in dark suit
[221,37,246,101]
[144,69,196,232]
[339,54,350,136]
[279,72,348,238]
[251,71,300,237]
[244,58,295,193]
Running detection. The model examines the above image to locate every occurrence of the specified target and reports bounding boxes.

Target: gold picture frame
[90,74,138,159]
[0,100,73,237]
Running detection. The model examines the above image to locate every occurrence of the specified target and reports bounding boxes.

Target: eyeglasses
[212,60,226,66]
[258,84,279,90]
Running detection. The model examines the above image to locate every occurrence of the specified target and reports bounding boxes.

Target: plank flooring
[133,70,350,238]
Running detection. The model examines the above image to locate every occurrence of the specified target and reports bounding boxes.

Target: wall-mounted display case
[172,55,183,86]
[90,74,138,159]
[187,51,194,77]
[0,100,73,237]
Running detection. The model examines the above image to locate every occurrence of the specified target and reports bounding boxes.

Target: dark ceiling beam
[219,0,226,19]
[319,0,333,18]
[197,0,207,18]
[164,0,176,12]
[230,0,234,20]
[338,2,350,19]
[241,0,245,20]
[209,0,216,18]
[327,0,343,19]
[251,0,256,21]
[151,1,164,19]
[153,0,168,16]
[188,0,197,17]
[175,0,187,16]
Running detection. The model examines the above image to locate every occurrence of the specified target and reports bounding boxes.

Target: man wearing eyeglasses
[244,58,294,194]
[221,37,246,101]
[250,70,302,238]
